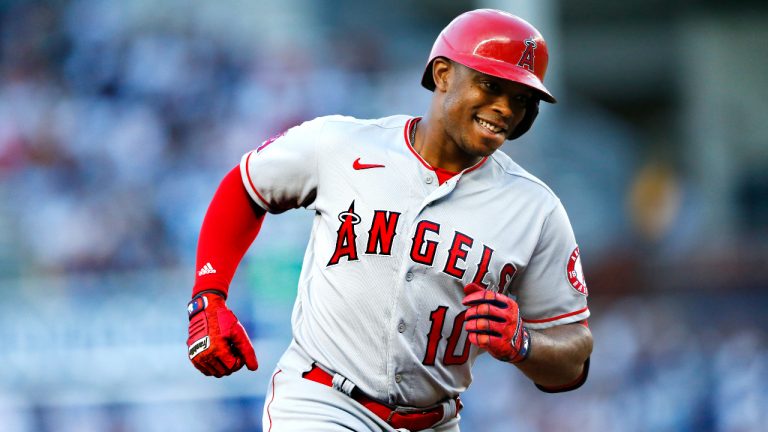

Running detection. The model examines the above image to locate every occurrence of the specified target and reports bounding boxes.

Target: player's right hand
[186,291,258,377]
[462,283,531,363]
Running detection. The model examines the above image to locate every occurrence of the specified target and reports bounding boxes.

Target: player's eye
[512,94,530,106]
[481,81,501,93]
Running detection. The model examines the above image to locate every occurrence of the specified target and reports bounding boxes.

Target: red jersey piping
[244,151,271,210]
[523,307,590,324]
[403,117,488,174]
[266,369,283,432]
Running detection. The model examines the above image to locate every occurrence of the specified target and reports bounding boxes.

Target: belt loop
[438,398,457,425]
[331,373,356,397]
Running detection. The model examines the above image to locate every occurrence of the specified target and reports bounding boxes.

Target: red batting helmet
[421,9,557,139]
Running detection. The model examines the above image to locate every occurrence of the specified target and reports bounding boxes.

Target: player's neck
[413,116,483,173]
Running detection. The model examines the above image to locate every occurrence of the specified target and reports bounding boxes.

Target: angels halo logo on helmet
[517,39,538,72]
[421,9,557,140]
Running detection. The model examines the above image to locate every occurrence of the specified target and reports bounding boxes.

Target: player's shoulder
[314,114,411,131]
[265,114,410,153]
[487,151,561,205]
[299,115,411,150]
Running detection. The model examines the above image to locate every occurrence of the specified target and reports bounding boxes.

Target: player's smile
[475,116,506,135]
[467,115,506,154]
[473,115,508,143]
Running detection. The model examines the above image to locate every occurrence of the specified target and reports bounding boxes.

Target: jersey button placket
[424,175,434,185]
[405,272,414,282]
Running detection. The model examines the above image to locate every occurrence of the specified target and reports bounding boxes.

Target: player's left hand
[462,283,530,363]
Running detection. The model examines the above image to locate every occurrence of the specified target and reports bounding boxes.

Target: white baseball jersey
[240,115,590,408]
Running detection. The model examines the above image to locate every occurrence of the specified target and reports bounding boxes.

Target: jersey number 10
[422,306,471,366]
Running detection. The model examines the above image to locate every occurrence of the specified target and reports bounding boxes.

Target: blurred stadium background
[1,0,767,431]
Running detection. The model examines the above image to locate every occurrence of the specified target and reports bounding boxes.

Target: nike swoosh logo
[353,158,385,170]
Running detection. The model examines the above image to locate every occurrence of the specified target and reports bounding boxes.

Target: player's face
[439,62,532,157]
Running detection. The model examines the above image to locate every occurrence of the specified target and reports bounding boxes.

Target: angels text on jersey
[327,200,517,293]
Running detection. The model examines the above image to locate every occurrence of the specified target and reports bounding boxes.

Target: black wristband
[187,289,227,319]
[511,327,531,363]
[194,289,227,300]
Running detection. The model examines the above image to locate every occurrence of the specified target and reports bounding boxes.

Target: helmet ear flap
[421,58,438,91]
[507,99,539,140]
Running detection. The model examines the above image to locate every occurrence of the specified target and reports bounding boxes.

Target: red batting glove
[187,291,258,377]
[462,283,531,363]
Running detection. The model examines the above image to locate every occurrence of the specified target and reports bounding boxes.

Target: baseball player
[186,9,592,431]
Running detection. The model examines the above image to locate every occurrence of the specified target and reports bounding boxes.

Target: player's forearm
[192,166,266,297]
[515,322,593,388]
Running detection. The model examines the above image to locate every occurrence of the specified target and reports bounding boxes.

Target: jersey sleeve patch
[566,247,588,296]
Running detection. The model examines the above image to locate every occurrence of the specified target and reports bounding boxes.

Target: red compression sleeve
[192,166,266,298]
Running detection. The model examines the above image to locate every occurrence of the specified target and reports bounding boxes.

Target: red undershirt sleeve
[192,166,266,298]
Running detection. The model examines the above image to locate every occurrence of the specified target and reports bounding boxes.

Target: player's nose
[488,95,517,126]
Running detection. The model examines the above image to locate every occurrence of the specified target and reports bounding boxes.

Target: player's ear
[432,57,453,92]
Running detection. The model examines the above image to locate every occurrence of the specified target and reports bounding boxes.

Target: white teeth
[477,119,502,133]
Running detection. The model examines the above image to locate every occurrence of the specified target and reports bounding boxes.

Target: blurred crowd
[1,1,767,432]
[2,1,235,273]
[0,0,718,277]
[0,0,406,276]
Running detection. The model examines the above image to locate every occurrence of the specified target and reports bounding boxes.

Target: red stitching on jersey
[244,151,271,210]
[523,306,589,324]
[266,369,282,432]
